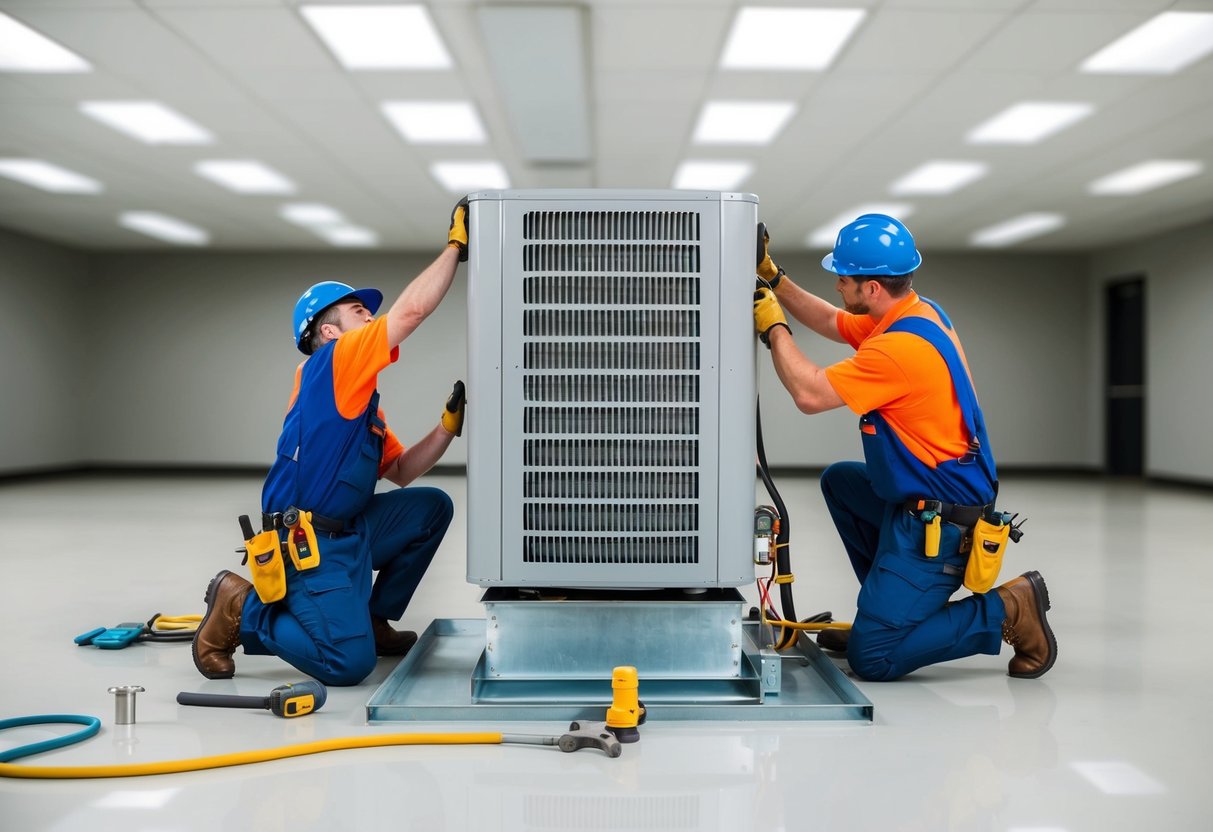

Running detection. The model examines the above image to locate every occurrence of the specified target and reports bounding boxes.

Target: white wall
[1090,218,1213,483]
[0,228,89,475]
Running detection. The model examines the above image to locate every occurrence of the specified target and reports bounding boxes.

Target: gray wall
[0,223,1206,483]
[84,251,468,468]
[758,250,1090,469]
[0,228,89,474]
[1090,218,1213,483]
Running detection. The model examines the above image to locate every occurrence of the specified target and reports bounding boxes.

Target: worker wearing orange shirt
[192,200,470,686]
[752,214,1057,681]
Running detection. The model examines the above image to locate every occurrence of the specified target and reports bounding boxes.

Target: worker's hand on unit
[448,197,470,262]
[441,380,466,436]
[753,288,791,348]
[756,222,785,290]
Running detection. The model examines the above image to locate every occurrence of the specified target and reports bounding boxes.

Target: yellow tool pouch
[284,509,321,572]
[245,530,287,604]
[964,517,1011,593]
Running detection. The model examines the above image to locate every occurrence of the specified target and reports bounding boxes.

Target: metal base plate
[366,618,872,722]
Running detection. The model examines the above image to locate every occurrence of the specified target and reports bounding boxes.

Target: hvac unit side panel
[466,190,758,589]
[716,198,759,585]
[505,197,721,587]
[466,198,505,584]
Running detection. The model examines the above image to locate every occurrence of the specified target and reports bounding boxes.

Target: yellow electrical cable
[0,732,505,780]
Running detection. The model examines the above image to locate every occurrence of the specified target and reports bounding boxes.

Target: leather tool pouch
[245,529,287,604]
[964,517,1010,593]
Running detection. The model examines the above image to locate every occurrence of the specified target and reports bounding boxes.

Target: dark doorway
[1105,277,1145,475]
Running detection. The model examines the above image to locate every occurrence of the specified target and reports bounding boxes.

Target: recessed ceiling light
[1081,12,1213,75]
[808,204,915,248]
[280,203,345,226]
[300,5,452,70]
[194,160,296,194]
[381,101,486,144]
[721,8,866,70]
[692,102,796,145]
[0,159,102,193]
[1088,160,1203,195]
[430,161,510,193]
[970,213,1064,247]
[966,102,1094,145]
[672,161,753,190]
[890,161,989,195]
[318,225,379,247]
[0,11,91,72]
[119,212,210,246]
[80,101,213,145]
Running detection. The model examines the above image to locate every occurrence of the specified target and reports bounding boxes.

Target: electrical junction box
[464,190,757,589]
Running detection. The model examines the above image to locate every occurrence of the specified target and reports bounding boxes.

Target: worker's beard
[844,298,870,315]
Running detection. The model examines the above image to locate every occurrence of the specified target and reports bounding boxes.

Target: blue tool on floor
[75,613,201,648]
[75,623,146,649]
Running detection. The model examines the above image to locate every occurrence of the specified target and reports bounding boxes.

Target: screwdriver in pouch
[177,681,327,718]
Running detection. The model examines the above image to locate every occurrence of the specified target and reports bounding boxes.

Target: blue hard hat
[821,213,922,276]
[292,281,383,354]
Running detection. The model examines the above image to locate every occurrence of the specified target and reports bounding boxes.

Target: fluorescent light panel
[281,203,345,226]
[1088,160,1203,195]
[0,159,101,193]
[721,8,865,70]
[672,161,753,190]
[1081,12,1213,75]
[0,12,91,72]
[195,160,295,194]
[1071,761,1166,796]
[80,101,213,145]
[890,161,988,195]
[318,225,378,247]
[693,101,796,145]
[119,212,209,246]
[301,5,451,70]
[808,203,915,248]
[381,101,486,144]
[970,213,1064,247]
[430,161,509,193]
[967,102,1094,145]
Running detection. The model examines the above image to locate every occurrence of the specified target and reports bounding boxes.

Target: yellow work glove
[756,222,785,290]
[441,380,466,436]
[753,288,790,349]
[447,197,469,262]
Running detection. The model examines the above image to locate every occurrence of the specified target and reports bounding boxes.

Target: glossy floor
[1,473,1210,831]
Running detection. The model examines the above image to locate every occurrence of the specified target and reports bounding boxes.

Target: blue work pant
[240,486,454,686]
[820,462,1006,681]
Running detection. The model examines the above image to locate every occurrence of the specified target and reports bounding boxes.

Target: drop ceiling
[0,0,1210,252]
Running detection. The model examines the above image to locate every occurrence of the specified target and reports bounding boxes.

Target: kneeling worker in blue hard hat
[752,214,1056,681]
[192,199,471,686]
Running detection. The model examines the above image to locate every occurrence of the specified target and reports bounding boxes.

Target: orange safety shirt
[287,316,405,476]
[824,291,976,469]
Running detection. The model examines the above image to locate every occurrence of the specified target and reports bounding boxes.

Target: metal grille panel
[521,207,702,567]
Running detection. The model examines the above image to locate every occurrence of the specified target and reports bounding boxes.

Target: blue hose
[0,715,101,763]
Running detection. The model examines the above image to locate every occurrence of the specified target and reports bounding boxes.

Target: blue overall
[239,337,452,686]
[821,299,1006,681]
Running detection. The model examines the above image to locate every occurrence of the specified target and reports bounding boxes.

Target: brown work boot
[371,616,418,657]
[192,570,252,679]
[996,571,1057,679]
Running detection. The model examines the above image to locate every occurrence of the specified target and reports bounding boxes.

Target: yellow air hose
[0,716,506,780]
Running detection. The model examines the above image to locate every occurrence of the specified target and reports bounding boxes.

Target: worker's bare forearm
[775,279,846,344]
[385,246,461,348]
[384,423,455,487]
[768,327,846,414]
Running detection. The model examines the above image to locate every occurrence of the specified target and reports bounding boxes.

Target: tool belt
[904,498,991,528]
[905,498,1022,594]
[262,511,349,535]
